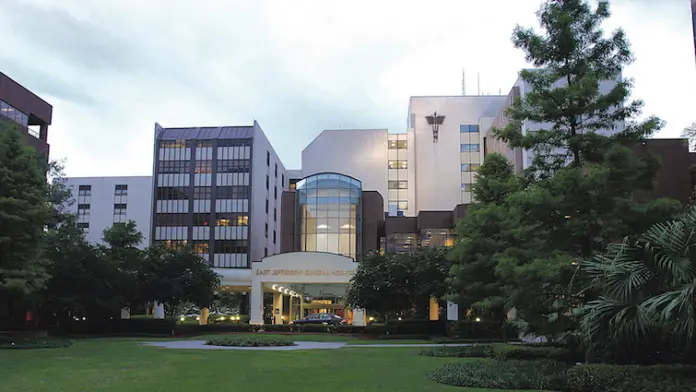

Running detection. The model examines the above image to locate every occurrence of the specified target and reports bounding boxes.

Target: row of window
[155,213,249,226]
[384,229,456,254]
[159,138,252,149]
[0,99,29,127]
[157,239,249,255]
[388,160,408,170]
[461,164,480,172]
[388,140,407,150]
[156,186,251,200]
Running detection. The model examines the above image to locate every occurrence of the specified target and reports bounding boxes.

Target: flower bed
[205,337,296,347]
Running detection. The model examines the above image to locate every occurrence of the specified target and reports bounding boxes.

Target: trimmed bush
[419,343,582,363]
[0,336,73,349]
[206,337,296,347]
[565,364,696,392]
[59,318,176,335]
[385,319,446,335]
[446,320,517,340]
[262,324,293,332]
[490,344,563,360]
[420,345,491,358]
[174,323,254,336]
[429,359,568,390]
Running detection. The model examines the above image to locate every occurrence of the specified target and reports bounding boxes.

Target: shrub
[446,320,517,340]
[174,323,254,336]
[565,364,696,392]
[490,344,563,360]
[364,323,386,335]
[385,319,446,335]
[419,345,491,358]
[294,324,333,333]
[428,359,568,390]
[0,336,73,349]
[59,318,176,335]
[262,324,292,332]
[205,338,296,347]
[335,325,365,334]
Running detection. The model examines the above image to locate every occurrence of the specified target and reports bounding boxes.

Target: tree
[0,124,52,326]
[99,221,146,311]
[490,0,681,335]
[580,206,696,364]
[681,122,696,151]
[141,245,220,319]
[348,248,451,320]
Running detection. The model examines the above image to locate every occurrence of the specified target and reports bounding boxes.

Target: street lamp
[425,111,446,143]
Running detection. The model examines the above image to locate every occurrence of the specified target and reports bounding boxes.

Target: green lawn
[0,337,548,392]
[185,333,432,345]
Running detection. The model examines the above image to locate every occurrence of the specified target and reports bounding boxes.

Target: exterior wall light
[425,111,446,143]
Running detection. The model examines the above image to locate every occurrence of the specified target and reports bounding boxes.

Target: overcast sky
[1,0,694,176]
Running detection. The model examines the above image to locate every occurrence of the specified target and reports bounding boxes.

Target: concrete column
[250,280,264,325]
[120,308,131,319]
[154,302,165,319]
[273,292,284,325]
[288,296,294,322]
[199,308,209,325]
[447,301,459,321]
[429,297,439,321]
[352,308,366,327]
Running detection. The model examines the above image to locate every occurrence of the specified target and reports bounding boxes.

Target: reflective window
[461,183,473,192]
[388,180,408,189]
[461,144,480,152]
[385,233,418,254]
[420,228,456,248]
[461,164,480,172]
[388,140,408,149]
[296,173,362,260]
[460,124,480,133]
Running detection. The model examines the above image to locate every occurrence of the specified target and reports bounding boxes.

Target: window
[159,161,190,173]
[113,203,127,210]
[77,222,89,230]
[214,240,248,254]
[273,208,277,221]
[421,228,456,248]
[388,160,408,169]
[265,223,268,237]
[266,151,270,166]
[114,184,128,196]
[273,230,276,244]
[193,213,211,226]
[216,186,250,199]
[264,247,268,257]
[154,214,188,226]
[216,159,250,173]
[195,160,212,174]
[266,175,269,190]
[385,233,419,254]
[461,183,473,192]
[78,185,92,197]
[388,140,408,149]
[193,186,211,199]
[282,174,285,187]
[113,203,127,223]
[274,163,278,177]
[156,187,189,200]
[265,199,269,213]
[460,124,480,133]
[461,164,480,172]
[460,144,480,152]
[388,180,408,189]
[274,186,277,200]
[214,213,248,226]
[159,140,186,148]
[77,203,90,210]
[192,241,209,255]
[196,140,213,148]
[218,138,252,147]
[397,201,408,210]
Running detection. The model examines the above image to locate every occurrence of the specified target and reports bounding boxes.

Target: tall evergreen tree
[0,125,51,300]
[489,0,681,336]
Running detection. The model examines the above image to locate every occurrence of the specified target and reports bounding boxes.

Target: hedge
[206,337,295,347]
[59,318,176,335]
[0,335,73,349]
[446,320,517,339]
[429,359,568,390]
[420,343,584,363]
[564,364,696,392]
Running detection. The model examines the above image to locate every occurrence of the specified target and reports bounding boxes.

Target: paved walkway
[144,340,474,351]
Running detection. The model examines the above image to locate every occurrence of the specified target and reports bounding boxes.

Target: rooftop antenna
[461,68,466,95]
[477,72,481,96]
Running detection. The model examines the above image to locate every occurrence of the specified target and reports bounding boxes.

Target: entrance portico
[249,252,360,325]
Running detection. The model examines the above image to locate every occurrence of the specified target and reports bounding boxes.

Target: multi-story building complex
[63,176,152,247]
[0,72,52,159]
[151,121,287,271]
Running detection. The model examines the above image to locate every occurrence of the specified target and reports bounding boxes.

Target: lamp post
[425,111,445,143]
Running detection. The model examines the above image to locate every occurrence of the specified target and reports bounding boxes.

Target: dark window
[156,187,189,200]
[193,187,211,199]
[264,247,268,257]
[78,185,92,191]
[114,184,128,196]
[214,239,249,254]
[266,151,270,166]
[273,230,276,244]
[274,163,278,177]
[195,161,212,174]
[265,223,268,237]
[216,186,250,199]
[274,186,277,200]
[266,175,269,190]
[218,138,252,147]
[158,161,190,174]
[159,140,186,148]
[192,240,209,255]
[154,213,188,226]
[483,137,488,156]
[265,199,269,213]
[196,140,213,148]
[385,233,419,254]
[216,159,250,173]
[215,213,249,226]
[77,203,90,210]
[77,222,89,229]
[282,174,285,187]
[193,213,211,226]
[113,203,127,209]
[273,208,277,221]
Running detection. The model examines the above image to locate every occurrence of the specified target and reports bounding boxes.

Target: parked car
[290,313,347,325]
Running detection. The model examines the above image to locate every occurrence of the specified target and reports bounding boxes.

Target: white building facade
[63,176,153,248]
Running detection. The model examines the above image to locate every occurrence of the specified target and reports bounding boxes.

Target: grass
[0,336,551,392]
[184,333,432,345]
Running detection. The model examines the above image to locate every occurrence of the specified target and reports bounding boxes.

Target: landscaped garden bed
[428,359,568,390]
[205,337,296,347]
[0,335,73,349]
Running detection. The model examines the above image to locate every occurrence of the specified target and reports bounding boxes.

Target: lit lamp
[425,111,446,143]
